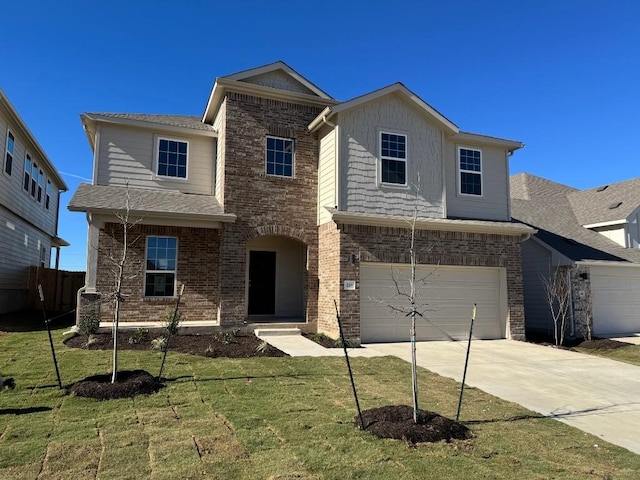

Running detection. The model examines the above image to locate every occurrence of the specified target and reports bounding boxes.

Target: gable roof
[308,82,459,135]
[83,113,215,132]
[510,173,640,263]
[202,61,337,124]
[567,177,640,226]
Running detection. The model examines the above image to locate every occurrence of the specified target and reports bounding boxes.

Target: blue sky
[3,1,639,271]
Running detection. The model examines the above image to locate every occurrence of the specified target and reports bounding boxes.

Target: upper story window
[266,136,294,177]
[144,236,177,297]
[37,169,44,203]
[45,179,52,210]
[380,132,407,185]
[30,161,38,197]
[458,147,482,196]
[23,154,32,191]
[4,130,14,176]
[157,137,188,179]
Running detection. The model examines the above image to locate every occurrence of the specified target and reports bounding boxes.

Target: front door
[248,250,276,315]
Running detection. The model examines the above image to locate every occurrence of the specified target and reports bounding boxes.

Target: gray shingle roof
[567,177,640,226]
[68,183,234,221]
[510,173,640,263]
[86,113,214,132]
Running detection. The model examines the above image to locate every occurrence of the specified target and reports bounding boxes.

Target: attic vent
[609,201,622,209]
[596,185,608,192]
[563,238,578,245]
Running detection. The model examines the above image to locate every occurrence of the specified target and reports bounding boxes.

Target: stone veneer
[318,222,528,342]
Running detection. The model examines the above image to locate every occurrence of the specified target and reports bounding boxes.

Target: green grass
[1,328,639,479]
[575,344,640,366]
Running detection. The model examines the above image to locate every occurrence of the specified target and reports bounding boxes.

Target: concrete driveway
[364,340,640,455]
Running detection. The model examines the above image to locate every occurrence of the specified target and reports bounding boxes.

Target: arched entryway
[246,235,307,322]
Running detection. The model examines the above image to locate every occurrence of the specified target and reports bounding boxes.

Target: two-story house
[0,89,68,314]
[69,62,533,343]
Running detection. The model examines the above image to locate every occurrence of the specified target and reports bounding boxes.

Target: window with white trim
[4,130,14,175]
[37,169,44,203]
[23,154,32,191]
[45,179,52,210]
[157,138,188,178]
[458,147,482,196]
[380,132,407,185]
[30,161,38,197]
[144,236,177,297]
[266,136,294,177]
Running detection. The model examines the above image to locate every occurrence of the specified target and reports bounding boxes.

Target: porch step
[253,328,301,337]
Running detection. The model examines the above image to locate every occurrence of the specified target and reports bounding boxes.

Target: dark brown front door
[248,250,276,315]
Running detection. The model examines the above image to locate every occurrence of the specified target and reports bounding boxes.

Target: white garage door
[360,263,506,343]
[590,266,640,335]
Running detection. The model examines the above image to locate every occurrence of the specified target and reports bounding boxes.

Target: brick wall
[218,92,323,326]
[92,223,220,324]
[317,222,527,342]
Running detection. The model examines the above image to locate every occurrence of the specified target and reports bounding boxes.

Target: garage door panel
[360,263,504,343]
[590,267,640,335]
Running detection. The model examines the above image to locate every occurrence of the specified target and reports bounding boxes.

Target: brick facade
[90,223,220,324]
[217,93,322,326]
[318,222,527,342]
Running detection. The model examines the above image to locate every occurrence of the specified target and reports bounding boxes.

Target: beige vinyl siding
[521,239,554,333]
[445,141,510,221]
[95,124,215,195]
[0,109,60,237]
[242,71,316,95]
[213,100,226,204]
[592,224,627,247]
[317,125,336,225]
[0,205,51,290]
[338,94,444,218]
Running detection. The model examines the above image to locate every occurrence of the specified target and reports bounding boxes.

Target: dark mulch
[68,370,163,400]
[576,338,633,350]
[64,331,287,358]
[302,332,360,348]
[357,405,472,444]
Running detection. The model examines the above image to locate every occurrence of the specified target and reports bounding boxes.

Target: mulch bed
[575,338,633,350]
[68,370,163,400]
[527,332,633,351]
[357,405,472,444]
[64,331,286,400]
[64,331,287,358]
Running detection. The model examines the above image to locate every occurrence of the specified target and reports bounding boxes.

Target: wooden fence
[28,267,85,312]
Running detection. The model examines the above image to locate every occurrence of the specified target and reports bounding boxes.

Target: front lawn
[574,343,640,366]
[1,326,639,479]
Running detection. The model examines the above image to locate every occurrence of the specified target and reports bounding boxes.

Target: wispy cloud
[59,171,92,182]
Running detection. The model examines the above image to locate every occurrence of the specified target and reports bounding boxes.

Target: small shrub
[205,344,215,355]
[78,313,100,336]
[84,334,97,348]
[164,307,182,335]
[151,337,167,351]
[335,337,359,348]
[256,340,270,353]
[128,328,150,345]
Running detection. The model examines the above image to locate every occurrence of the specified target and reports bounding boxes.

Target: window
[5,130,14,175]
[45,179,52,210]
[144,236,177,297]
[157,138,187,178]
[23,154,31,191]
[380,132,407,185]
[30,162,38,197]
[458,147,482,196]
[37,169,44,202]
[266,136,294,177]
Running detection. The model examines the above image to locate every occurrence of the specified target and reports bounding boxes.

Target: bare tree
[542,266,571,347]
[101,187,143,383]
[577,284,593,341]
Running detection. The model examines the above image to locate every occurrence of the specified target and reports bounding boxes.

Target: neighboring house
[0,89,68,314]
[511,172,640,337]
[68,61,533,343]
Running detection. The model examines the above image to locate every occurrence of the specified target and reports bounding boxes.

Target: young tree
[101,187,142,383]
[542,265,571,347]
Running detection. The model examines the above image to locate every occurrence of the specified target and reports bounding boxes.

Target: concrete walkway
[365,340,640,455]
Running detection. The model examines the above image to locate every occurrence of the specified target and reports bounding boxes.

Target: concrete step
[253,328,301,337]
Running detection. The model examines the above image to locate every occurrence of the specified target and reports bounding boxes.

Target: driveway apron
[364,339,640,455]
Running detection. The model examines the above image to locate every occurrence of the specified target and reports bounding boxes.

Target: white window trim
[23,152,32,193]
[265,135,295,178]
[154,135,189,181]
[457,146,483,197]
[4,128,14,177]
[378,130,408,188]
[45,178,52,210]
[143,236,178,298]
